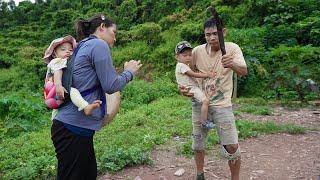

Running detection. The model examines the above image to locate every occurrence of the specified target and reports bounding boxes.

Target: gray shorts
[191,100,239,151]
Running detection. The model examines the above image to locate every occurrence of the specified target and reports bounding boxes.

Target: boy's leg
[200,98,210,124]
[70,87,101,115]
[191,88,213,129]
[70,87,89,111]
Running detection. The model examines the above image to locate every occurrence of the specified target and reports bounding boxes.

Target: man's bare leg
[194,150,205,174]
[225,144,241,180]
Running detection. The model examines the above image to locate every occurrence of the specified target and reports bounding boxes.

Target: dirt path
[99,107,320,180]
[237,106,320,129]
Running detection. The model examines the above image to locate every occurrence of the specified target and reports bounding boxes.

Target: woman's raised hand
[124,60,142,75]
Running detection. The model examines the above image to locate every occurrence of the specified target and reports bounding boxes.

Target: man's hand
[178,85,194,97]
[55,84,67,99]
[221,53,234,68]
[124,60,142,75]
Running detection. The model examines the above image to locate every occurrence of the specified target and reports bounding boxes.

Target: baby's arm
[185,70,216,79]
[54,70,67,99]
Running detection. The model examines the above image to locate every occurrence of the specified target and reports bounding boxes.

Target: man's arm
[221,46,247,76]
[231,60,247,76]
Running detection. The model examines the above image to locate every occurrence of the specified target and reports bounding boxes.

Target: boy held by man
[175,41,216,129]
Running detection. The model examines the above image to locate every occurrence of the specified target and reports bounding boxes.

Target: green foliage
[117,22,163,47]
[50,9,77,34]
[263,0,320,26]
[236,120,306,139]
[159,9,191,30]
[99,147,152,171]
[266,45,320,101]
[235,104,273,115]
[227,27,268,96]
[0,45,46,93]
[176,22,204,44]
[116,0,138,29]
[0,93,50,139]
[0,0,319,100]
[233,97,268,106]
[120,78,178,112]
[176,139,193,158]
[264,25,298,48]
[296,15,320,46]
[0,129,55,179]
[1,95,191,178]
[112,41,151,67]
[139,0,184,23]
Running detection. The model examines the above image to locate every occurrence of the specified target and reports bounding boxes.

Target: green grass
[233,97,268,106]
[0,96,192,179]
[235,104,273,115]
[0,96,308,179]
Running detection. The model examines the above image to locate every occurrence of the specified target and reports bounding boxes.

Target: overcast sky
[4,0,35,6]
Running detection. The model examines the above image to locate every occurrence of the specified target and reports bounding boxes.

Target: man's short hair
[204,18,224,30]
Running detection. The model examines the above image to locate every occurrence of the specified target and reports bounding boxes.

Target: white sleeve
[178,63,192,74]
[47,58,68,72]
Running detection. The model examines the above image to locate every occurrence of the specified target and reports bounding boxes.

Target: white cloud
[3,0,35,6]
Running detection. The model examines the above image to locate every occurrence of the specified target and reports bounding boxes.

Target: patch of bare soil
[236,106,320,129]
[99,107,320,180]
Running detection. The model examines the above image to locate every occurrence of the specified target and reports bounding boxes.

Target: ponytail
[75,14,114,41]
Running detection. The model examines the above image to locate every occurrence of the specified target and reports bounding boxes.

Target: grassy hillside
[0,0,319,179]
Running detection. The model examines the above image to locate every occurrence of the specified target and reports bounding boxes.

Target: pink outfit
[44,81,63,109]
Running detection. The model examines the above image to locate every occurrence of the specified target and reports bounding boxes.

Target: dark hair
[75,14,114,41]
[203,18,224,30]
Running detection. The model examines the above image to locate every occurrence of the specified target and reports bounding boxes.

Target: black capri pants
[51,120,97,180]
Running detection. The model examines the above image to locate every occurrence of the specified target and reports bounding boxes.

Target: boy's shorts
[191,100,239,151]
[189,87,207,103]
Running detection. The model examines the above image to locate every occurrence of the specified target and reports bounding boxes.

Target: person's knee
[225,144,238,154]
[192,133,205,151]
[194,149,204,154]
[220,144,241,161]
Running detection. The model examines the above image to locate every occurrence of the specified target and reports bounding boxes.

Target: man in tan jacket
[181,18,247,180]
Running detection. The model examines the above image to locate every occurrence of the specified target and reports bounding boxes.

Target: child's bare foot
[84,100,102,115]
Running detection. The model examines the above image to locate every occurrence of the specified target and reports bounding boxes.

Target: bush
[227,28,268,96]
[116,0,138,30]
[296,15,320,46]
[120,78,178,112]
[159,9,191,30]
[266,45,320,101]
[264,25,297,48]
[0,129,55,180]
[176,22,204,44]
[263,0,320,26]
[149,42,177,71]
[0,93,50,138]
[112,41,151,67]
[117,22,163,47]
